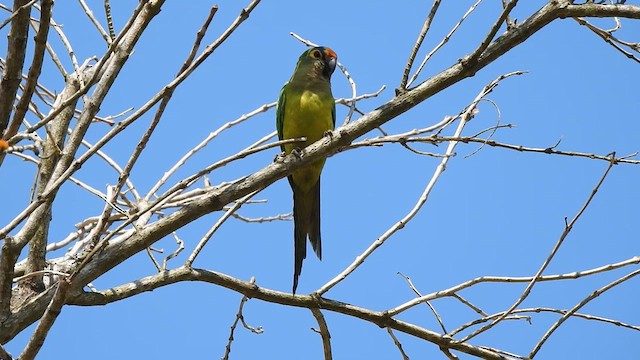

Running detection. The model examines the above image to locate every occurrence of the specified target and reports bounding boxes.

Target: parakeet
[276,46,337,294]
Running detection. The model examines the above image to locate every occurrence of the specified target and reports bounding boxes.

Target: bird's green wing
[331,100,336,129]
[276,84,287,148]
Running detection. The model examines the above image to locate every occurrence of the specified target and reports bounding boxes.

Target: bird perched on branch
[276,46,337,294]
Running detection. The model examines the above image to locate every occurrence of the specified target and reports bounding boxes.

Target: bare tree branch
[464,0,519,65]
[4,0,52,142]
[398,272,447,334]
[0,0,37,31]
[311,308,332,360]
[387,328,410,360]
[77,0,111,44]
[459,154,617,342]
[389,255,640,316]
[17,278,70,360]
[406,0,483,89]
[185,189,260,267]
[221,277,262,360]
[103,0,115,41]
[399,0,442,91]
[530,268,640,358]
[67,266,508,360]
[317,71,524,295]
[350,134,640,165]
[0,0,32,135]
[84,3,221,267]
[0,2,639,358]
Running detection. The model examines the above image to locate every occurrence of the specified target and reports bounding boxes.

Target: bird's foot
[273,151,287,163]
[291,147,303,159]
[323,130,334,143]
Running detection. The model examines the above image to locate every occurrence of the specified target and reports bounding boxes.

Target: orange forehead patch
[323,48,337,59]
[0,139,8,152]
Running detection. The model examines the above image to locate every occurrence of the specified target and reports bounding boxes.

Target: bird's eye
[310,50,322,59]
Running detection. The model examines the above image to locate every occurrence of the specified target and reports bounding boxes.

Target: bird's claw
[273,151,287,163]
[323,130,334,143]
[291,147,303,159]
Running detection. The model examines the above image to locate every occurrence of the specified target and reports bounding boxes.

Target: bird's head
[295,46,338,81]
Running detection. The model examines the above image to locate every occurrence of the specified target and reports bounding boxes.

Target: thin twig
[0,2,153,264]
[311,308,332,360]
[22,1,150,136]
[389,255,640,316]
[479,346,525,360]
[450,293,487,317]
[86,3,220,257]
[0,0,37,31]
[350,134,640,165]
[1,2,263,246]
[459,153,617,343]
[387,328,410,360]
[406,0,483,88]
[398,272,447,333]
[317,71,523,295]
[69,137,301,258]
[104,0,116,40]
[440,347,459,360]
[46,3,81,73]
[185,189,262,267]
[221,277,262,360]
[230,212,292,223]
[45,220,98,252]
[463,97,502,158]
[334,85,386,107]
[145,247,162,272]
[76,134,140,200]
[162,232,185,270]
[399,0,441,91]
[69,266,507,360]
[346,114,457,151]
[146,101,274,201]
[449,305,640,338]
[574,16,640,63]
[13,270,69,283]
[18,278,70,360]
[464,0,519,65]
[502,0,516,30]
[77,0,111,43]
[529,268,640,358]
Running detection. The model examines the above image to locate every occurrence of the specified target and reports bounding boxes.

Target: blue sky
[1,1,639,359]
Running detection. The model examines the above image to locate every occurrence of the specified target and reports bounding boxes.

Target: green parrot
[276,46,337,294]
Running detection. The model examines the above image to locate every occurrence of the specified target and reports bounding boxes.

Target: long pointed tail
[291,178,322,294]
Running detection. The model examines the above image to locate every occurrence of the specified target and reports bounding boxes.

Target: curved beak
[323,48,337,78]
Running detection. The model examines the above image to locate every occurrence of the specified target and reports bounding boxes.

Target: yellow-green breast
[282,89,334,192]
